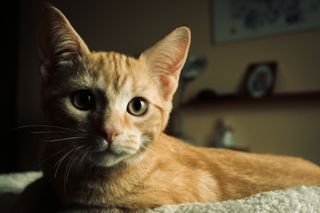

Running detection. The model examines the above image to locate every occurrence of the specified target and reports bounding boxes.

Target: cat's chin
[89,149,143,168]
[88,148,124,167]
[92,154,125,167]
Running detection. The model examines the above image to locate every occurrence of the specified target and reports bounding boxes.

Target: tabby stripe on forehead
[112,53,118,74]
[115,55,131,93]
[113,74,121,93]
[125,56,131,68]
[118,73,129,92]
[97,54,105,70]
[115,54,124,93]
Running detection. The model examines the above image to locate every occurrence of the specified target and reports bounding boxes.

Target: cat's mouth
[87,138,139,167]
[89,149,130,167]
[92,144,127,157]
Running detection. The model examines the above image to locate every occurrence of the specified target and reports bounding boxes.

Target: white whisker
[79,147,90,166]
[44,136,87,143]
[32,130,73,134]
[12,124,79,132]
[54,147,78,178]
[39,146,71,167]
[65,145,85,184]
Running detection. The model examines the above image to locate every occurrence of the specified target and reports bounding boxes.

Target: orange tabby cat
[13,4,320,212]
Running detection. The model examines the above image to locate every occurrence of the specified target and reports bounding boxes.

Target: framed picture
[239,62,277,98]
[212,0,320,43]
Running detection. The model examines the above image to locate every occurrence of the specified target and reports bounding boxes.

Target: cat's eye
[71,90,95,111]
[127,97,148,116]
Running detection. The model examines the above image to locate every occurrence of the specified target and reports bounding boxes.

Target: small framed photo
[239,62,277,98]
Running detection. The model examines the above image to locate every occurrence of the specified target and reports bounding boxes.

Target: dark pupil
[73,90,93,110]
[78,93,91,106]
[133,99,142,111]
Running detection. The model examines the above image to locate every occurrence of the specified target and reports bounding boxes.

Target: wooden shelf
[182,91,320,109]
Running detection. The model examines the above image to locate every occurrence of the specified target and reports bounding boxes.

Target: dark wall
[1,0,20,172]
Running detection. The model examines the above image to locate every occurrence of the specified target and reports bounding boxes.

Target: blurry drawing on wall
[212,0,320,43]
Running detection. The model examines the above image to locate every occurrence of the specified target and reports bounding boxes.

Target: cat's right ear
[140,27,191,101]
[39,4,89,82]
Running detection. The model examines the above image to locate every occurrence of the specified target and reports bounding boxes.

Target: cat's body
[12,4,320,212]
[15,133,320,212]
[47,133,320,209]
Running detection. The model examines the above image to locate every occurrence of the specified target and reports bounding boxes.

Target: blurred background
[2,0,320,173]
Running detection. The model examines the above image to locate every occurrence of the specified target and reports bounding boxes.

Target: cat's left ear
[39,4,90,82]
[140,27,191,101]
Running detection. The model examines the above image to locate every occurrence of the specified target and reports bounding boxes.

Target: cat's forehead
[83,52,140,86]
[84,52,139,76]
[79,51,152,97]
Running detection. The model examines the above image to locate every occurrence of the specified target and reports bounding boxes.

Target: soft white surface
[1,172,320,213]
[147,185,320,213]
[0,171,42,213]
[0,171,42,194]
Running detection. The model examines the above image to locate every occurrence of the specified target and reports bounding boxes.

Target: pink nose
[103,128,121,144]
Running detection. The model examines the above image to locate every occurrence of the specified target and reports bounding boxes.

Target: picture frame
[239,62,277,98]
[212,0,320,43]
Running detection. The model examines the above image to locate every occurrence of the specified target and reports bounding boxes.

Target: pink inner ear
[167,45,188,76]
[156,50,186,100]
[140,27,191,100]
[160,75,178,100]
[170,61,184,78]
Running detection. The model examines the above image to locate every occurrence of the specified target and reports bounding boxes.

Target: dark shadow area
[1,0,20,173]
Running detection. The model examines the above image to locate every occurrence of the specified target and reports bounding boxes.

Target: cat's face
[39,5,190,167]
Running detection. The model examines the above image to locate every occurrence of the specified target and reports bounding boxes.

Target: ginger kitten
[13,4,320,212]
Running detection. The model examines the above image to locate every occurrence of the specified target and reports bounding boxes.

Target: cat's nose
[103,128,121,144]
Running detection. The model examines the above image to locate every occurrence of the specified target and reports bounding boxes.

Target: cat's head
[39,5,190,167]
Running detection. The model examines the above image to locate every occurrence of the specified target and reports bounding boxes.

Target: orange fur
[13,4,320,212]
[44,134,320,209]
